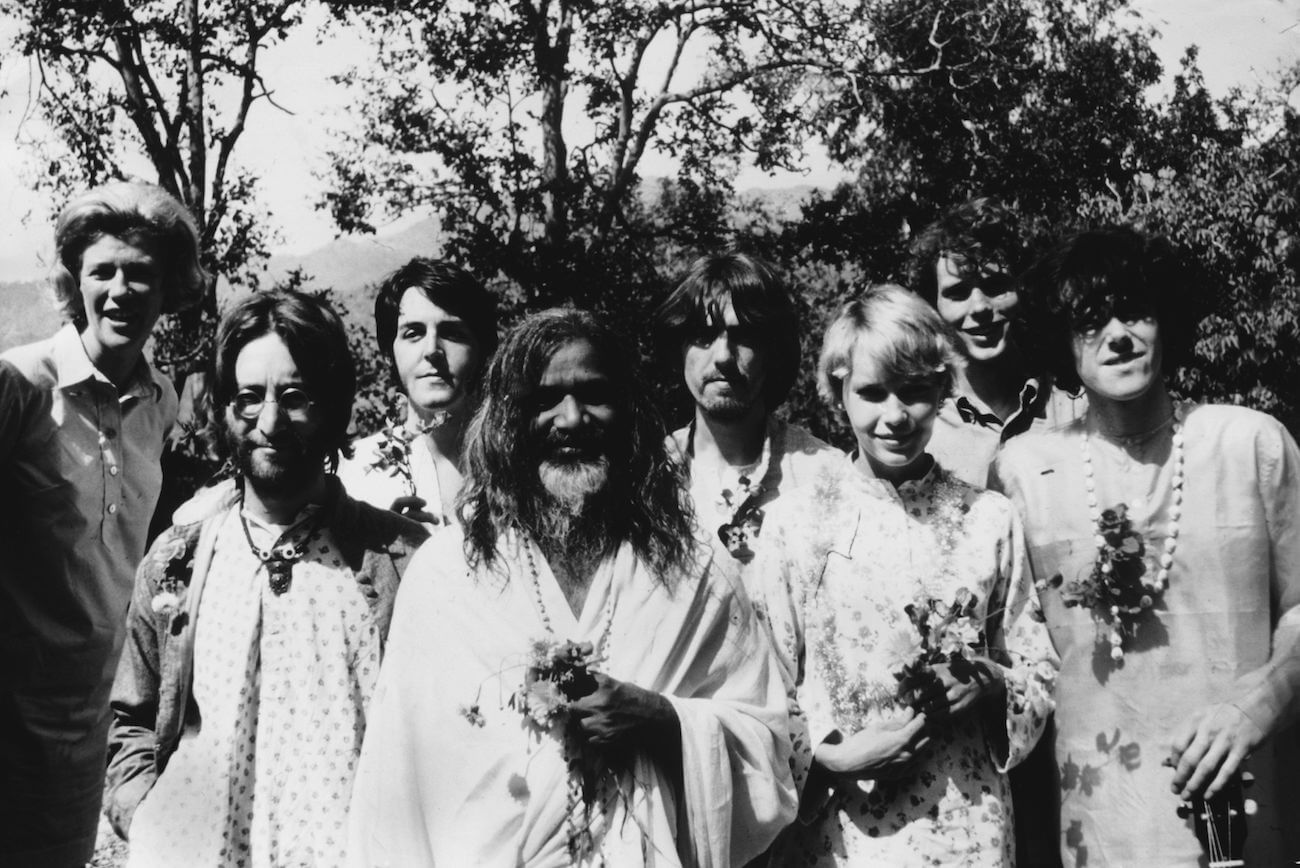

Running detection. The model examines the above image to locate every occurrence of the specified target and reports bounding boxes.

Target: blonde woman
[761,285,1057,866]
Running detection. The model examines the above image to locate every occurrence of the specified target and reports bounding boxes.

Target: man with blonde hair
[0,180,206,866]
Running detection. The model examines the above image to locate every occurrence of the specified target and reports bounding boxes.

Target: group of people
[1,181,1297,868]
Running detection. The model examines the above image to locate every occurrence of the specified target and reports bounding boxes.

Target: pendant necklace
[240,511,320,595]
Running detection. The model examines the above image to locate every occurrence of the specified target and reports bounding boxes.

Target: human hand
[918,656,1005,719]
[814,710,931,780]
[389,495,438,525]
[1167,703,1263,800]
[567,672,679,753]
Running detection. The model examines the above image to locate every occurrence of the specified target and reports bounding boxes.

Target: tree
[1076,66,1300,430]
[2,0,309,378]
[323,1,1041,314]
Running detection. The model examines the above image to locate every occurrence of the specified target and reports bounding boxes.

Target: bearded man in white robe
[346,308,797,867]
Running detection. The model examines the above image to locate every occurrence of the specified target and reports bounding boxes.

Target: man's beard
[528,435,619,564]
[697,375,760,422]
[222,423,327,498]
[698,392,755,422]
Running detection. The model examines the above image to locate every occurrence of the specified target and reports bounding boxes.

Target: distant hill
[0,279,60,354]
[0,183,822,354]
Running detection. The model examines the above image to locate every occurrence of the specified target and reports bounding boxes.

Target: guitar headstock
[1176,772,1255,867]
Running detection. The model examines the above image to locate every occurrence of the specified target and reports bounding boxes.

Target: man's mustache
[538,430,606,460]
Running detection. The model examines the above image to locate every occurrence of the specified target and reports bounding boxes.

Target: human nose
[553,394,585,429]
[968,288,993,317]
[708,333,735,366]
[1102,318,1134,350]
[254,396,289,435]
[880,394,909,427]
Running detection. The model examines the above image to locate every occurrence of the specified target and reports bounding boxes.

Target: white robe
[345,529,797,867]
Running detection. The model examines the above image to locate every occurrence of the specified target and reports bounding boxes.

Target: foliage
[1,0,308,379]
[321,1,1035,311]
[1075,67,1300,429]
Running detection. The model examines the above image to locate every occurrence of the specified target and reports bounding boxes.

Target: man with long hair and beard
[105,290,427,866]
[346,308,797,867]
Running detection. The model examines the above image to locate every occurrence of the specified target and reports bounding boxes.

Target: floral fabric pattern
[128,510,382,868]
[760,459,1057,867]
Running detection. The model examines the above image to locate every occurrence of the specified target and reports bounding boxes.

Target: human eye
[855,384,889,403]
[573,381,616,407]
[1113,298,1155,324]
[279,388,314,416]
[398,322,425,341]
[980,272,1015,297]
[899,381,938,404]
[438,322,473,344]
[940,281,973,302]
[231,388,264,416]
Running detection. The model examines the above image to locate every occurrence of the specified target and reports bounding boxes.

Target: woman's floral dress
[759,458,1058,867]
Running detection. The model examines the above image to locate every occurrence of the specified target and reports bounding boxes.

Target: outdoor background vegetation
[2,0,1298,471]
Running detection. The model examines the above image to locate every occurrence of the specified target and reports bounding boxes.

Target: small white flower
[151,591,180,614]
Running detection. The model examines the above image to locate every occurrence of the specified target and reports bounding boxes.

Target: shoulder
[1182,403,1296,474]
[665,425,690,464]
[1183,402,1285,446]
[993,418,1082,478]
[0,334,58,389]
[776,420,847,478]
[146,360,179,414]
[348,496,431,559]
[777,420,839,458]
[934,467,1017,525]
[138,518,207,588]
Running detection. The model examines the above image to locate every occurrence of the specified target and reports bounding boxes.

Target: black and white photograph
[1,1,1298,866]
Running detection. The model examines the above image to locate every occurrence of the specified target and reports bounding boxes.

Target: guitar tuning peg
[1176,803,1192,819]
[1244,798,1258,817]
[1241,771,1255,787]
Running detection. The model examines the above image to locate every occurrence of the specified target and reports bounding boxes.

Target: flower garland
[1037,415,1183,662]
[701,423,774,562]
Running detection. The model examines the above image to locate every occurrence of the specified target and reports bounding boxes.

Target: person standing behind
[337,258,498,525]
[655,252,842,566]
[910,197,1084,487]
[991,226,1300,866]
[106,290,427,866]
[0,181,206,867]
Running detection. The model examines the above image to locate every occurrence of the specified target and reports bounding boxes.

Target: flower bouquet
[890,588,987,711]
[509,638,601,730]
[1039,504,1162,662]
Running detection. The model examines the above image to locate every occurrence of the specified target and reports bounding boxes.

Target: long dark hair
[1022,225,1200,392]
[654,251,801,410]
[459,308,696,577]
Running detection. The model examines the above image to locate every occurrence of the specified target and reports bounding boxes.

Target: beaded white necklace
[521,536,618,654]
[1080,411,1185,592]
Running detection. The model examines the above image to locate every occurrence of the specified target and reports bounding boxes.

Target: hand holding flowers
[891,588,1001,718]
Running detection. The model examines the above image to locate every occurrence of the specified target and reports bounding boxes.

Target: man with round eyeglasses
[105,290,427,866]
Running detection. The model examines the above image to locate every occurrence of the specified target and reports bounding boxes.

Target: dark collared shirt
[0,324,177,863]
[927,376,1085,487]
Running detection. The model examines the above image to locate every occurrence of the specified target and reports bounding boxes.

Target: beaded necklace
[1080,412,1184,590]
[520,535,616,866]
[1066,409,1184,660]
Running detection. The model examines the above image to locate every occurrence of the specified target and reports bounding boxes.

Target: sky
[1,0,1298,282]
